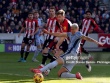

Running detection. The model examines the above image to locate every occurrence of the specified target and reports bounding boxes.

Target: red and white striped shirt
[23,18,38,39]
[81,18,103,36]
[46,17,60,39]
[81,18,104,44]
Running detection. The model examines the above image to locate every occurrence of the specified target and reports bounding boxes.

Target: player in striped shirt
[37,7,60,68]
[79,10,104,71]
[18,12,39,62]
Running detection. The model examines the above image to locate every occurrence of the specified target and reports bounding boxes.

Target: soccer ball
[33,73,44,83]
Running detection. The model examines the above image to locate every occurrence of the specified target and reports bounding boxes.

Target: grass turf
[0,52,110,83]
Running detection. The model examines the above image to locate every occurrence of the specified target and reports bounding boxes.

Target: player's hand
[43,29,49,34]
[98,42,104,46]
[18,33,21,37]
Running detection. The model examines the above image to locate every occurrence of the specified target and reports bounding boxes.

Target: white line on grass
[0,73,32,77]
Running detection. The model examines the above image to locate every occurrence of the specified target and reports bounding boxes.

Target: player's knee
[42,48,48,54]
[42,52,48,56]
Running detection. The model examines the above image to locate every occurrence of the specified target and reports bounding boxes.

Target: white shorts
[35,35,44,46]
[61,52,78,72]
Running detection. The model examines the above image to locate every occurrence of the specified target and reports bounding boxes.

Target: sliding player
[31,23,103,79]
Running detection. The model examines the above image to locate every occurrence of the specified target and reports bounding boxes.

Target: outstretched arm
[81,36,103,46]
[43,29,67,37]
[18,27,25,37]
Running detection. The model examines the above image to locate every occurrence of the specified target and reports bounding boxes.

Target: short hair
[28,12,33,15]
[85,10,92,15]
[71,23,79,29]
[49,6,55,10]
[34,11,39,14]
[56,9,65,16]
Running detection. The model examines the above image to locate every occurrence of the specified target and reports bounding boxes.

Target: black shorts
[59,40,68,53]
[42,39,53,49]
[22,37,34,45]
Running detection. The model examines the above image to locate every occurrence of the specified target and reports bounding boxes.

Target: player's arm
[18,20,26,37]
[43,29,67,37]
[91,19,104,33]
[56,37,65,50]
[81,35,103,46]
[18,27,25,37]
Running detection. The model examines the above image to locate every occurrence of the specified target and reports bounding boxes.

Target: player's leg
[54,40,68,58]
[47,41,57,62]
[80,42,92,72]
[41,47,49,65]
[18,37,26,62]
[59,53,82,79]
[81,40,90,56]
[38,39,49,67]
[58,66,82,79]
[23,45,30,62]
[23,38,33,62]
[40,39,56,65]
[54,50,64,58]
[32,37,42,62]
[31,56,64,73]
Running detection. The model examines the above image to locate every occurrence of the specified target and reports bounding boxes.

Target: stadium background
[0,0,110,83]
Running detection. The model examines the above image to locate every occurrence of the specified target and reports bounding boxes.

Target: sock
[41,54,48,65]
[61,72,76,78]
[24,51,29,60]
[33,48,41,59]
[47,53,56,62]
[40,61,58,72]
[20,48,24,58]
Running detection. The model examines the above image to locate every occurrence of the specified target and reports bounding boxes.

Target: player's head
[71,23,79,34]
[85,10,92,18]
[28,12,33,19]
[56,9,65,23]
[49,6,55,17]
[33,11,39,19]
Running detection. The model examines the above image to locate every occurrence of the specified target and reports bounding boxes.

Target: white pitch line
[0,73,32,77]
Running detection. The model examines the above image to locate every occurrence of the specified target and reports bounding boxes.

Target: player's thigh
[26,45,31,51]
[61,53,77,72]
[54,50,64,58]
[42,47,49,53]
[59,41,68,53]
[40,35,44,44]
[21,37,27,48]
[35,38,42,48]
[22,37,28,44]
[21,43,26,48]
[42,39,48,49]
[57,66,68,77]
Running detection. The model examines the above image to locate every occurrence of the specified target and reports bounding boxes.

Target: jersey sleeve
[91,19,104,33]
[76,32,83,38]
[67,32,71,38]
[35,20,39,27]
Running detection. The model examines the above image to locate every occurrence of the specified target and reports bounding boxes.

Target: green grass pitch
[0,52,110,83]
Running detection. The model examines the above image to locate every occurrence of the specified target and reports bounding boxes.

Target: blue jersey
[66,31,83,54]
[35,18,43,38]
